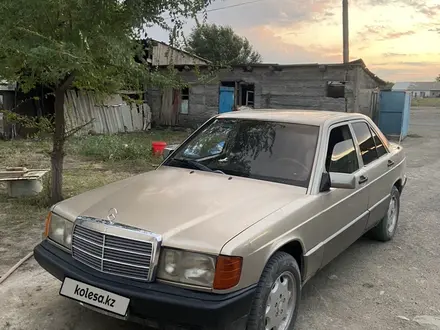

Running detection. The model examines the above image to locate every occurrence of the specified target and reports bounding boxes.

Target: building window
[239,83,255,107]
[180,87,189,114]
[326,81,345,98]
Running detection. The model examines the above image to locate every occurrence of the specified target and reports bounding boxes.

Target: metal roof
[392,82,440,91]
[217,109,368,126]
[148,38,211,64]
[170,59,386,86]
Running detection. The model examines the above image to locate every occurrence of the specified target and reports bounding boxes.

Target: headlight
[45,212,73,249]
[157,248,216,287]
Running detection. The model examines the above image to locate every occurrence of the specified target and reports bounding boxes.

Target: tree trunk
[50,88,66,204]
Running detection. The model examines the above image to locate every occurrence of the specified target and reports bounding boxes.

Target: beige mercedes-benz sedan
[34,109,407,330]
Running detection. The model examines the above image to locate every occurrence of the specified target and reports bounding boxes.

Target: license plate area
[60,277,130,317]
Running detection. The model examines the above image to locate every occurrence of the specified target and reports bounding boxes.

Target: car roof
[217,109,369,126]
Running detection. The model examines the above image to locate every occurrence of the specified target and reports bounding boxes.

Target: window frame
[368,123,390,155]
[349,120,389,167]
[326,81,346,99]
[369,125,388,159]
[325,123,362,175]
[180,87,190,115]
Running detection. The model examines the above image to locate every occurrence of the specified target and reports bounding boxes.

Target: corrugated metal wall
[64,91,151,136]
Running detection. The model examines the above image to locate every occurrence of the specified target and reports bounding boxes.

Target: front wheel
[246,252,301,330]
[369,185,400,242]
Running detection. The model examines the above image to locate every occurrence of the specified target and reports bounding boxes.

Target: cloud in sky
[383,30,415,39]
[149,0,440,81]
[359,0,440,18]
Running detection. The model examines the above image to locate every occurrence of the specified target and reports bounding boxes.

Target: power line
[162,0,267,21]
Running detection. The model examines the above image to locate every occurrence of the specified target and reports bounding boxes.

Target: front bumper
[34,240,256,330]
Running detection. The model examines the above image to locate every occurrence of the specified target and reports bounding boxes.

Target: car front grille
[72,224,154,281]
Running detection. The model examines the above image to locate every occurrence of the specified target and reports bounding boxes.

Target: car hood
[53,166,308,254]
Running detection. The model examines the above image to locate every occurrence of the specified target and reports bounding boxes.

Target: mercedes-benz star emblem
[107,208,118,223]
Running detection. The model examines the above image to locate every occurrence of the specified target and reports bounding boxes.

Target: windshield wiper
[172,158,215,173]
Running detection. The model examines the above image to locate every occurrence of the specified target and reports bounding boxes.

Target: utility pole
[342,0,349,63]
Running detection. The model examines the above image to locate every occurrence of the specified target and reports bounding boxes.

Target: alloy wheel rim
[265,271,296,330]
[387,195,398,235]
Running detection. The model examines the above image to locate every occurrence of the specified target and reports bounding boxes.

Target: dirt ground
[1,108,440,330]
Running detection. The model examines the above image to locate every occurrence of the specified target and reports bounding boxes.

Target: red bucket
[152,141,167,156]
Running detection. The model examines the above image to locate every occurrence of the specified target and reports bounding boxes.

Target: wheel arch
[393,178,403,194]
[267,239,306,282]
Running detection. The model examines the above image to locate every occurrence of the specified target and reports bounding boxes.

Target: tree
[0,0,212,204]
[436,75,440,82]
[185,24,262,65]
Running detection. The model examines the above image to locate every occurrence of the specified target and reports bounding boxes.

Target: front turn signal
[213,256,243,290]
[44,211,52,238]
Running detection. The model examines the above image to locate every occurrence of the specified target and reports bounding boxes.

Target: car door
[318,123,370,268]
[350,120,395,230]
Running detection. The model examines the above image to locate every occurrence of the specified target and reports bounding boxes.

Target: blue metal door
[378,91,411,139]
[219,86,235,114]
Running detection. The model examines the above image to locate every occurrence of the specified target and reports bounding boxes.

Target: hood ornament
[107,208,118,224]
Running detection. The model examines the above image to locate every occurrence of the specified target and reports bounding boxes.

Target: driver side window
[326,125,359,174]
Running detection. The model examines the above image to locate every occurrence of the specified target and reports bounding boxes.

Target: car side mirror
[163,144,180,159]
[329,172,356,189]
[319,172,331,192]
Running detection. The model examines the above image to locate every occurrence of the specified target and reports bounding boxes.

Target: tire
[246,252,301,330]
[369,185,400,242]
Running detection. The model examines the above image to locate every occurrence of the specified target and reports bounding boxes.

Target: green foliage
[73,134,153,161]
[185,23,262,65]
[70,131,189,162]
[411,97,440,107]
[0,0,214,203]
[436,75,440,82]
[0,109,54,135]
[0,0,213,94]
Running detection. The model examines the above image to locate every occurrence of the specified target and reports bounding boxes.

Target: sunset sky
[149,0,440,82]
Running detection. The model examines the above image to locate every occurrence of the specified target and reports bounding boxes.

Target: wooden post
[343,0,349,63]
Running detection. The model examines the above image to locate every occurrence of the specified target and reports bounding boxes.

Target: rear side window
[375,125,391,150]
[326,125,359,174]
[370,128,387,158]
[351,122,378,165]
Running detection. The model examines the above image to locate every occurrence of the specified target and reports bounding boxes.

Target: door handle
[387,160,395,167]
[359,175,368,184]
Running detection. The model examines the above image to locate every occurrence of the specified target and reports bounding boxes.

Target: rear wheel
[369,185,400,242]
[246,252,301,330]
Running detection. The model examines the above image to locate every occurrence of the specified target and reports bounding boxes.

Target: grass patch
[411,98,440,107]
[0,139,52,169]
[0,129,190,274]
[69,130,188,162]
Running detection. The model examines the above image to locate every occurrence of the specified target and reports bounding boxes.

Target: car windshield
[165,118,320,188]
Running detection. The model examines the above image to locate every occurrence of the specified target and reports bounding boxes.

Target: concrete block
[7,179,44,198]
